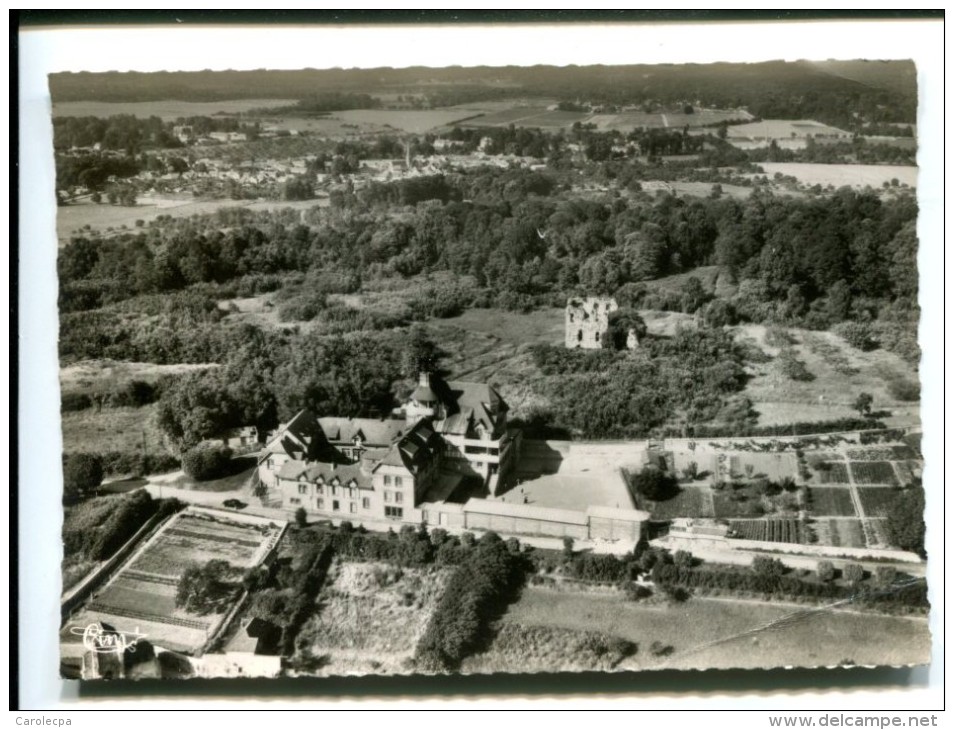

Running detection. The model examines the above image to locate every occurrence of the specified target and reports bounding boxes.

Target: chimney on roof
[419,371,431,387]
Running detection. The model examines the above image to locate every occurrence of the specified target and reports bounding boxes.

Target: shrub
[176,559,236,614]
[833,321,879,351]
[752,556,786,577]
[61,392,93,412]
[181,444,233,481]
[817,560,835,582]
[295,507,307,528]
[886,377,920,402]
[777,347,814,381]
[875,566,897,586]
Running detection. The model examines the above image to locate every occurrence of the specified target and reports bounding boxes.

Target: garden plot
[728,452,799,482]
[849,462,898,486]
[822,519,867,549]
[297,561,452,676]
[645,486,711,520]
[857,487,902,517]
[63,509,282,655]
[807,488,857,517]
[728,518,808,544]
[814,462,850,485]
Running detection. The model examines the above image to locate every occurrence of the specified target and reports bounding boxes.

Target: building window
[595,331,600,342]
[349,487,357,499]
[394,476,403,487]
[384,491,392,503]
[350,503,357,514]
[384,475,392,486]
[395,491,404,504]
[267,458,274,469]
[333,500,340,512]
[289,497,301,505]
[385,506,403,519]
[316,485,323,496]
[298,484,307,495]
[362,497,370,509]
[316,498,324,510]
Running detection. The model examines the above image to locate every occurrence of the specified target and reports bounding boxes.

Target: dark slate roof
[377,417,442,473]
[278,459,373,490]
[317,417,405,446]
[261,409,327,461]
[421,375,508,437]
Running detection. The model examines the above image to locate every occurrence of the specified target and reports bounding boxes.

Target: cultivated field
[482,585,929,671]
[807,487,857,517]
[591,108,753,131]
[755,163,918,189]
[63,510,282,654]
[51,99,298,120]
[726,119,851,141]
[296,560,451,676]
[728,518,808,544]
[333,108,480,134]
[857,487,902,517]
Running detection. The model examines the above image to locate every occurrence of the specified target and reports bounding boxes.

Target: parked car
[223,499,247,510]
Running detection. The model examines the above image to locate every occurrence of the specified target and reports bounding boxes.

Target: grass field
[60,404,169,457]
[645,487,711,520]
[817,518,867,548]
[60,359,217,397]
[297,560,451,676]
[52,99,298,120]
[333,108,480,133]
[726,119,850,140]
[807,487,857,517]
[755,163,918,189]
[491,586,929,670]
[590,108,752,131]
[815,462,851,484]
[737,324,921,429]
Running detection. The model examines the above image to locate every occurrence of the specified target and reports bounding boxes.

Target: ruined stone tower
[565,297,619,349]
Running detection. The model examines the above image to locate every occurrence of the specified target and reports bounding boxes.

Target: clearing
[484,585,929,671]
[51,99,298,120]
[295,560,451,676]
[60,359,217,397]
[60,403,168,456]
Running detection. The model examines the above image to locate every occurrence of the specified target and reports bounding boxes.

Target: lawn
[850,461,899,485]
[296,560,451,676]
[857,487,902,517]
[755,163,917,189]
[807,488,857,517]
[60,359,217,398]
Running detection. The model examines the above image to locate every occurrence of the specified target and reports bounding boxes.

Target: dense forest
[58,157,919,447]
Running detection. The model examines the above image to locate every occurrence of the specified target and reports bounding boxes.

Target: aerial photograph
[50,57,927,682]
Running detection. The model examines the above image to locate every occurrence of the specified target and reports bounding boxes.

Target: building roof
[463,497,589,526]
[586,505,651,522]
[416,375,507,437]
[317,417,405,446]
[279,459,374,490]
[376,417,442,473]
[261,409,328,461]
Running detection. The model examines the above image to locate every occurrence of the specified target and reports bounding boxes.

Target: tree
[63,453,104,501]
[816,560,835,582]
[562,536,575,559]
[842,563,865,584]
[601,308,647,350]
[176,559,234,613]
[752,556,786,577]
[853,392,874,418]
[181,444,233,481]
[295,507,308,528]
[630,468,680,502]
[883,485,926,558]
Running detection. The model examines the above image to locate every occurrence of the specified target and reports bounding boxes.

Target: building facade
[565,297,619,349]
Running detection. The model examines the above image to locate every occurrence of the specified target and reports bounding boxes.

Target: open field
[728,452,799,482]
[591,108,753,131]
[735,324,921,429]
[52,99,298,120]
[646,487,710,520]
[501,472,633,512]
[333,108,480,133]
[297,560,451,676]
[807,487,857,517]
[57,196,327,246]
[726,119,851,141]
[60,359,217,397]
[60,403,169,456]
[814,518,867,549]
[814,462,850,484]
[755,163,917,189]
[490,586,929,670]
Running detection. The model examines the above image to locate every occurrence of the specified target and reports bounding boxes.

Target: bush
[833,321,879,351]
[752,556,786,577]
[886,378,920,402]
[181,444,233,481]
[176,559,236,614]
[777,347,814,381]
[295,507,307,528]
[61,392,93,412]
